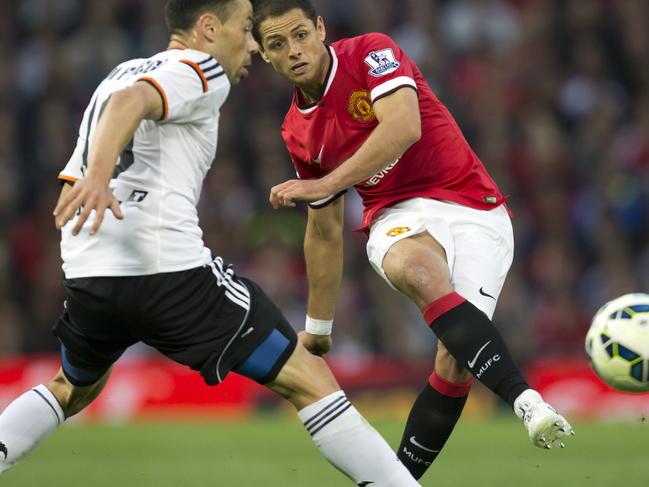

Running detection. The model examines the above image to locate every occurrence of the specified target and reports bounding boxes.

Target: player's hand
[298,331,333,356]
[53,176,123,235]
[269,179,333,209]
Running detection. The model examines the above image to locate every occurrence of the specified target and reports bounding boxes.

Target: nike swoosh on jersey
[312,146,325,164]
[468,340,492,368]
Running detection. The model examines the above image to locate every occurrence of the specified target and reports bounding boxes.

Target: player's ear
[197,12,222,42]
[316,16,326,43]
[258,48,271,63]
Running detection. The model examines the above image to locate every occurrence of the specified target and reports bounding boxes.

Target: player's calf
[0,367,110,474]
[48,367,111,417]
[268,342,421,486]
[0,384,64,474]
[397,346,471,479]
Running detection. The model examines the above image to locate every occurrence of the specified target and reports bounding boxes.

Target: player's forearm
[85,87,156,183]
[321,116,420,194]
[304,233,343,320]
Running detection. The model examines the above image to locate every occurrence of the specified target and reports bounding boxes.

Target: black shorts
[53,258,297,387]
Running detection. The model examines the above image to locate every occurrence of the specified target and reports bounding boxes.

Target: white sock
[0,385,65,473]
[298,391,420,486]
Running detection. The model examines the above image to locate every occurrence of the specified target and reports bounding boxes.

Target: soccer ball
[585,293,649,393]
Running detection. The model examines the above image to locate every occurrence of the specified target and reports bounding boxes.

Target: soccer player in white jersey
[0,1,420,485]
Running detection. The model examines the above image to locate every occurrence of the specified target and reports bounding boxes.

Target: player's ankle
[513,389,545,422]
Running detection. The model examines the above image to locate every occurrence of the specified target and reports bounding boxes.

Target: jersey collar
[295,45,339,114]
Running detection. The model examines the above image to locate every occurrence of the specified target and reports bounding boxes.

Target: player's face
[257,9,328,87]
[211,0,258,84]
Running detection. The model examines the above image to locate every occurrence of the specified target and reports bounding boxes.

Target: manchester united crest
[386,226,411,237]
[348,90,375,123]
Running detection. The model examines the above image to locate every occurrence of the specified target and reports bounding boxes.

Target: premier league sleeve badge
[364,48,401,77]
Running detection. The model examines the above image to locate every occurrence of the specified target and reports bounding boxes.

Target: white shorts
[366,198,514,319]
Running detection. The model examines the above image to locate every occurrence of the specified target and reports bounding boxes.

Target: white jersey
[59,48,230,278]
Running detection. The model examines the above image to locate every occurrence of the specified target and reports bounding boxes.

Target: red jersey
[281,33,506,232]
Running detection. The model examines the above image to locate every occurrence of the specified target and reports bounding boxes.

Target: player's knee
[388,258,451,302]
[268,343,339,410]
[402,263,437,291]
[383,243,452,303]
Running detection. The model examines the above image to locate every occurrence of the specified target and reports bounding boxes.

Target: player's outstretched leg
[421,293,574,449]
[267,335,420,487]
[382,233,573,453]
[0,368,109,474]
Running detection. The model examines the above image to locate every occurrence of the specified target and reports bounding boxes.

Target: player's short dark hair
[165,0,238,34]
[251,0,317,45]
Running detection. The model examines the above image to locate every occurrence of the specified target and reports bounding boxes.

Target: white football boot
[514,389,575,449]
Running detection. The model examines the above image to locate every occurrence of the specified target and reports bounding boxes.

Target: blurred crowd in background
[1,0,647,369]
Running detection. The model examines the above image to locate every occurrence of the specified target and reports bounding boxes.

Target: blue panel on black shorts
[236,329,290,380]
[61,345,107,386]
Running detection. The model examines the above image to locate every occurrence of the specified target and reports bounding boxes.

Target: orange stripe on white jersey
[58,174,78,183]
[179,60,209,93]
[138,76,169,120]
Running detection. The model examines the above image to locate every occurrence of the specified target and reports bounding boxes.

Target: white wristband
[305,315,333,335]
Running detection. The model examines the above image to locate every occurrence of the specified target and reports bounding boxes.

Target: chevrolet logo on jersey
[386,226,411,237]
[364,159,400,187]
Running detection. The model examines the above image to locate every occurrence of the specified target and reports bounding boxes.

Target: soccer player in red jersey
[253,0,574,479]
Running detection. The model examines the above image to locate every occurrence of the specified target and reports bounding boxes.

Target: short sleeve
[59,95,96,184]
[138,51,230,124]
[59,135,84,184]
[357,33,418,103]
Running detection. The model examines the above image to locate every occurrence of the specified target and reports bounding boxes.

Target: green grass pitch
[2,416,646,486]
